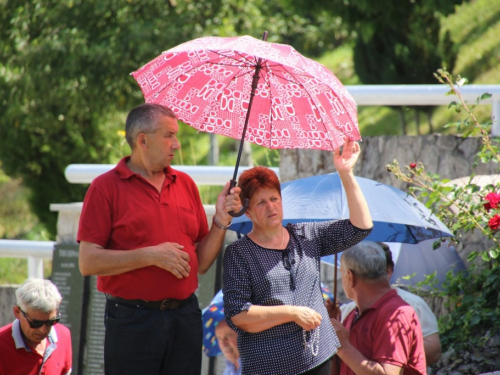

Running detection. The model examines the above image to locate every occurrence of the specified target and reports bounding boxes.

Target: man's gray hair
[342,241,387,282]
[125,103,177,149]
[16,278,62,313]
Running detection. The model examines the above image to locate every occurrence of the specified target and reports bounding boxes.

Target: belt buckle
[160,298,173,310]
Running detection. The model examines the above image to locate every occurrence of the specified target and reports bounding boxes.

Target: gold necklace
[251,227,285,249]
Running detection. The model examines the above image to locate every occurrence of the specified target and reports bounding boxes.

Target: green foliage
[284,0,461,85]
[438,265,500,351]
[0,258,52,284]
[0,175,49,240]
[387,70,500,352]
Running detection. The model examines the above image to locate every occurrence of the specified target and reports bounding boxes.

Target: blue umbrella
[321,239,466,290]
[229,172,453,243]
[202,284,334,357]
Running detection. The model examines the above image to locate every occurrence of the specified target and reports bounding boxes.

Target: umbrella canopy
[229,173,453,243]
[202,284,334,357]
[131,34,360,153]
[321,239,466,290]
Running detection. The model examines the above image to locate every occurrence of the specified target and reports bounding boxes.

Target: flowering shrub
[488,214,500,230]
[386,69,500,354]
[484,192,500,212]
[387,69,500,262]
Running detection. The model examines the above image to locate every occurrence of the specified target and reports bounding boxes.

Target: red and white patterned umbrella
[131,34,360,151]
[131,33,360,215]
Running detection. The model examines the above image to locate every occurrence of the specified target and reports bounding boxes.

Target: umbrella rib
[206,49,258,67]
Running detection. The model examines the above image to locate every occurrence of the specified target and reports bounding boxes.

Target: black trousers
[300,358,332,375]
[104,294,202,375]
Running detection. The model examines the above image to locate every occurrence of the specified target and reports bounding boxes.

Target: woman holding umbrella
[222,140,373,375]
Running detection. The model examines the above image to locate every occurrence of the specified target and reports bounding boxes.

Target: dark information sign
[82,275,106,375]
[51,243,86,375]
[52,244,107,375]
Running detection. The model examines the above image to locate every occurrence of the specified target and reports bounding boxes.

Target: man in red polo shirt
[77,103,241,375]
[0,278,72,375]
[330,242,426,375]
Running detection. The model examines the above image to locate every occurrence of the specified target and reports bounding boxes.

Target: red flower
[488,214,500,230]
[409,163,417,169]
[484,192,500,211]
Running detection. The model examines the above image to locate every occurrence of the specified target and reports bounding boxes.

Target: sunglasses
[18,308,61,329]
[282,249,297,290]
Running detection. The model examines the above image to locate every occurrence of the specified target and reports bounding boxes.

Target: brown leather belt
[106,294,194,310]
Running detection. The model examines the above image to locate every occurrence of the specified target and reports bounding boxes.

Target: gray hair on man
[125,103,177,148]
[342,241,387,283]
[16,278,62,313]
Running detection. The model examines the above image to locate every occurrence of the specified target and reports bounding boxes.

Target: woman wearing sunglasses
[0,278,72,375]
[222,140,373,375]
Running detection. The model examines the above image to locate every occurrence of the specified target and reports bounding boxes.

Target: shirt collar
[351,289,398,326]
[12,319,58,351]
[116,156,177,182]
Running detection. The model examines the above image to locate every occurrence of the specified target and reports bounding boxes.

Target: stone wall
[0,285,16,326]
[280,134,498,186]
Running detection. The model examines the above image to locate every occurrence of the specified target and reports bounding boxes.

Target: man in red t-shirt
[330,242,427,375]
[0,278,72,375]
[77,103,241,375]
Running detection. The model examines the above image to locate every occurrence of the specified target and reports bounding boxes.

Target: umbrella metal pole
[334,253,338,306]
[231,31,268,183]
[229,31,268,217]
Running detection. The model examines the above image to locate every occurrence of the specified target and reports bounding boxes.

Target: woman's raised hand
[333,139,360,174]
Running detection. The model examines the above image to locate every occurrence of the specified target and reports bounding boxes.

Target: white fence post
[492,98,500,136]
[27,256,44,278]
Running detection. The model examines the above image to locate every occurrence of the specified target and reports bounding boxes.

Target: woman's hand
[333,139,360,174]
[293,306,322,331]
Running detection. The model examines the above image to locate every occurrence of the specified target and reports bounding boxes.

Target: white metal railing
[65,165,279,184]
[0,240,55,279]
[346,84,500,135]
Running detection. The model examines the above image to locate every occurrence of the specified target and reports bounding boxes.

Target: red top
[340,289,427,375]
[77,157,209,300]
[0,321,72,375]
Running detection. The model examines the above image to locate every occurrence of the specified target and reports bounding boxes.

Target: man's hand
[214,181,242,226]
[330,317,350,349]
[152,242,191,279]
[325,299,342,321]
[293,306,322,331]
[333,139,360,174]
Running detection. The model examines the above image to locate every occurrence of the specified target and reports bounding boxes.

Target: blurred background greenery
[1,0,499,281]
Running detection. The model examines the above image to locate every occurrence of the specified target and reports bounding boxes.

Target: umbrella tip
[262,31,268,41]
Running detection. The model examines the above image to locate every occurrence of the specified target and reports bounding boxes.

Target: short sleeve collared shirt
[0,320,72,375]
[77,156,209,300]
[341,290,427,375]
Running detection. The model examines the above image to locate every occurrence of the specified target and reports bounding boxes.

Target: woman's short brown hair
[237,166,281,204]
